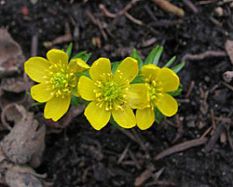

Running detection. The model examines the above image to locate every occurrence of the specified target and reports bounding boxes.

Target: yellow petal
[141,64,160,82]
[112,106,136,128]
[78,76,96,101]
[24,57,50,82]
[114,57,138,82]
[69,58,90,73]
[84,102,111,130]
[46,49,68,65]
[31,84,53,102]
[89,58,111,81]
[157,67,180,92]
[127,84,149,109]
[157,93,178,117]
[136,108,155,130]
[44,95,71,121]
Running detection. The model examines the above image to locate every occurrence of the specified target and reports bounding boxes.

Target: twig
[86,10,108,40]
[200,127,212,138]
[117,143,130,164]
[153,0,185,17]
[99,0,140,17]
[209,16,222,27]
[61,105,85,128]
[183,0,198,13]
[197,0,217,5]
[185,81,195,98]
[135,168,154,187]
[31,33,38,56]
[99,4,116,18]
[154,137,207,160]
[182,50,227,62]
[119,0,141,15]
[205,124,225,152]
[128,149,141,169]
[99,1,144,26]
[125,12,144,25]
[222,81,233,92]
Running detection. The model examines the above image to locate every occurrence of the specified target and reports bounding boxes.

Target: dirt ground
[1,0,233,187]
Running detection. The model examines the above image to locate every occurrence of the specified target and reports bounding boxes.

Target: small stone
[204,76,210,82]
[214,7,224,17]
[30,0,38,4]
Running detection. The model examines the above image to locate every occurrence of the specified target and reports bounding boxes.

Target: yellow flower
[136,64,180,130]
[78,57,148,130]
[24,49,90,121]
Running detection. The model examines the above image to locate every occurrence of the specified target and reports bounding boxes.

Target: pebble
[214,7,224,17]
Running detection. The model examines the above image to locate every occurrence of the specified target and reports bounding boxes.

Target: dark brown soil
[1,0,233,186]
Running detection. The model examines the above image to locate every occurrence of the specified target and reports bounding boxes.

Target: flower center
[45,63,76,97]
[94,73,128,111]
[145,79,163,109]
[51,72,69,89]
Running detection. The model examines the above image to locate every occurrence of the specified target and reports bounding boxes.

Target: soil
[1,0,233,187]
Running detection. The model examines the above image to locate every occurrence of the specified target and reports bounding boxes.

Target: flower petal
[127,84,149,109]
[157,93,178,117]
[112,106,136,128]
[69,58,90,73]
[84,102,111,130]
[136,108,155,130]
[46,49,69,65]
[24,57,50,82]
[78,76,96,101]
[157,67,180,92]
[114,57,138,82]
[141,64,160,82]
[89,58,111,81]
[31,84,53,102]
[44,95,71,121]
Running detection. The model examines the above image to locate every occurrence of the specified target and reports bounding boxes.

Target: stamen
[46,63,76,98]
[147,80,163,108]
[94,71,128,112]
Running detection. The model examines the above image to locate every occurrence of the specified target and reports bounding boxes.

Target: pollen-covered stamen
[146,80,163,109]
[45,63,76,97]
[94,72,128,111]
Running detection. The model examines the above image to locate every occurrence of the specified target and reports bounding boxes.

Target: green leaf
[112,61,120,73]
[66,43,73,58]
[82,53,92,62]
[71,95,79,107]
[75,69,90,78]
[130,48,143,68]
[164,56,176,67]
[171,61,185,73]
[131,75,144,84]
[109,117,119,128]
[169,84,183,97]
[72,51,87,59]
[72,51,92,62]
[154,108,165,124]
[145,45,164,65]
